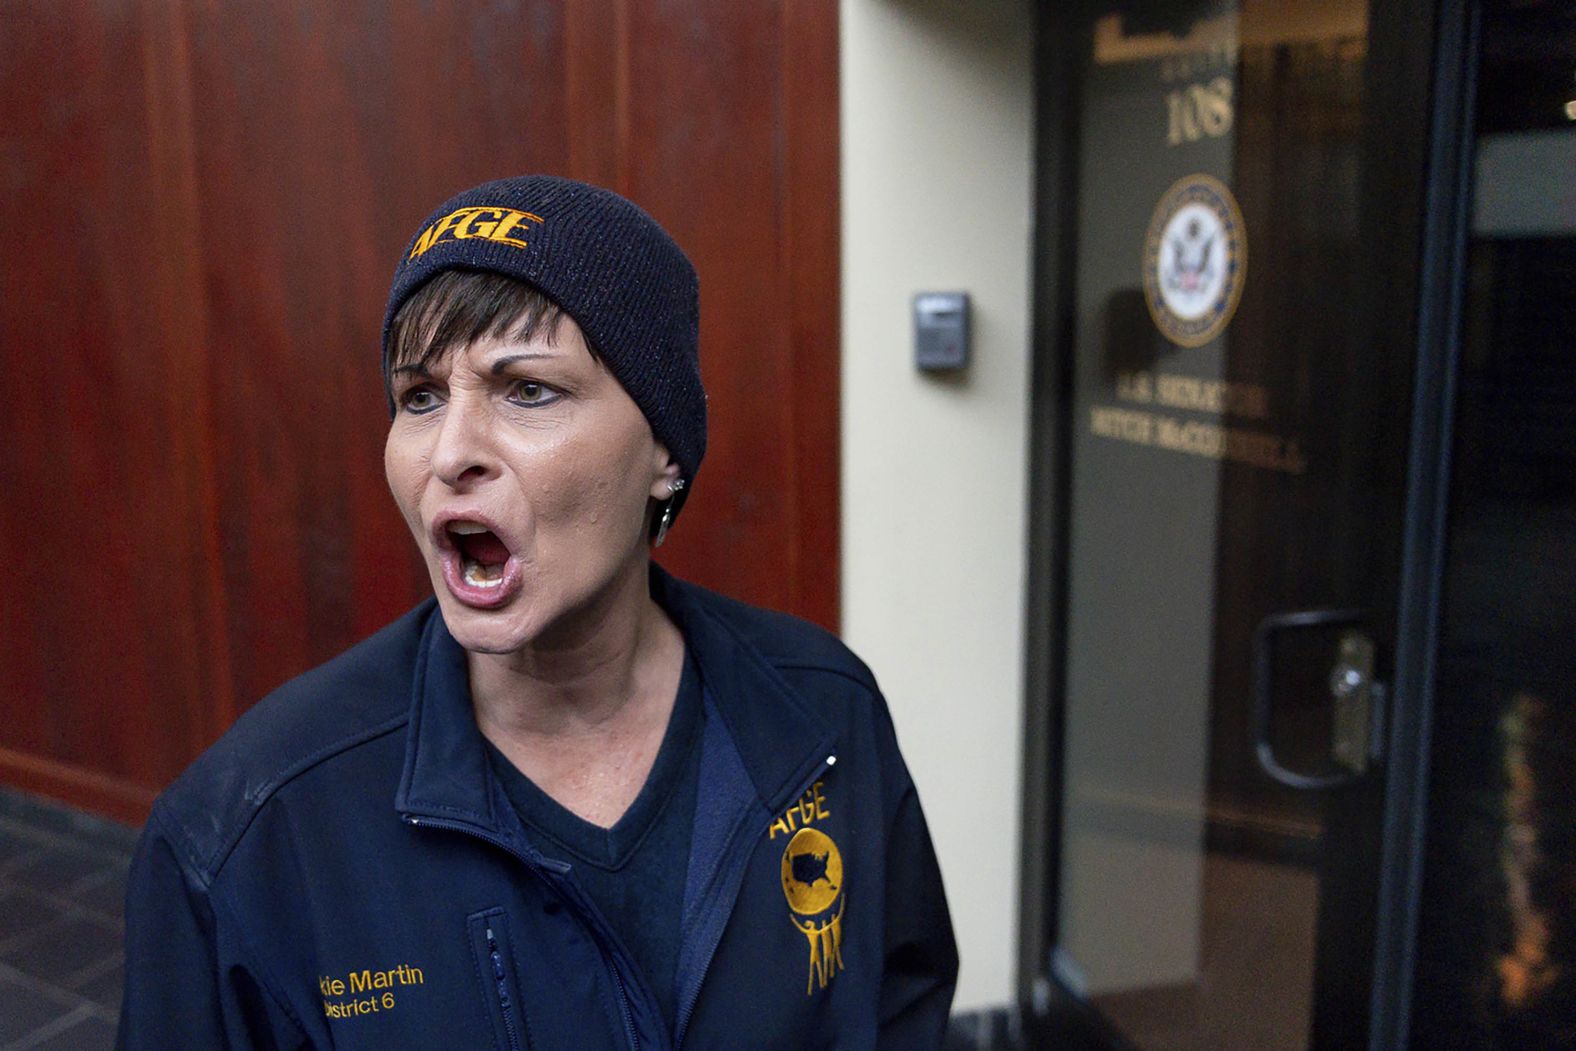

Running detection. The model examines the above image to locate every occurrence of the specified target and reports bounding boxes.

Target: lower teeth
[463,561,504,588]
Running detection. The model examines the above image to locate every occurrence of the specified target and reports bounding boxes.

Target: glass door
[1028,0,1454,1047]
[1410,0,1576,1044]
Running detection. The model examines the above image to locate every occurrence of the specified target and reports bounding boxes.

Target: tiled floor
[0,791,135,1051]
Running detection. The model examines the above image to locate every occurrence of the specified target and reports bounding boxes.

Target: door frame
[1016,1,1478,1046]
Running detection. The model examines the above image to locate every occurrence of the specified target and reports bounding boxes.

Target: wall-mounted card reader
[913,291,970,371]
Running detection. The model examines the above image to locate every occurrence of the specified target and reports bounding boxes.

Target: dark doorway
[1411,2,1576,1047]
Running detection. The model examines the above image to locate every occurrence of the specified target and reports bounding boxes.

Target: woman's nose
[429,400,499,488]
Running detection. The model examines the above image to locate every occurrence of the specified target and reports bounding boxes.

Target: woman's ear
[649,445,682,501]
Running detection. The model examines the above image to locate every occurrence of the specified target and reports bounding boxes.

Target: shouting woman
[119,176,957,1050]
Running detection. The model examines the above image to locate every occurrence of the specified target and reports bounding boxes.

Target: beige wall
[841,0,1034,1012]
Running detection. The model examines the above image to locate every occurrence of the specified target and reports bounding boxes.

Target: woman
[119,175,957,1050]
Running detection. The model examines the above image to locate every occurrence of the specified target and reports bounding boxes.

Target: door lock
[1253,609,1386,790]
[1329,631,1381,775]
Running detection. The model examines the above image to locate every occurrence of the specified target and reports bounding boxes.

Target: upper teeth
[450,522,488,535]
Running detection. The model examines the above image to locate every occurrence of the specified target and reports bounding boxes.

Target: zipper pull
[486,927,511,1007]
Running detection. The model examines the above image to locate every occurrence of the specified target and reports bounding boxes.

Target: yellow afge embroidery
[768,780,830,840]
[318,963,425,1019]
[408,206,544,259]
[770,781,845,994]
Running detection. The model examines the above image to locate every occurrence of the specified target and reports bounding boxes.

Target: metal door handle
[1252,609,1386,790]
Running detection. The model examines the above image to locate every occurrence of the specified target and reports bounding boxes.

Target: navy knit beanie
[382,175,706,507]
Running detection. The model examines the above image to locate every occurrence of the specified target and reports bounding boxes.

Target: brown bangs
[385,270,569,383]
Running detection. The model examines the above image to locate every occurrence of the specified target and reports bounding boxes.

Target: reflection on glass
[1055,0,1374,1047]
[1412,2,1576,1045]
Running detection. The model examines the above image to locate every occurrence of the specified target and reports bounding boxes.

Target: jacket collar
[394,606,499,827]
[649,566,837,811]
[395,566,836,828]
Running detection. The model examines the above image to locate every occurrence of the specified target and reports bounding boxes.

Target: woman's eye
[400,387,440,414]
[509,380,559,407]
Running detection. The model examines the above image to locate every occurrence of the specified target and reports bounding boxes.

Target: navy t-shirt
[486,649,704,1032]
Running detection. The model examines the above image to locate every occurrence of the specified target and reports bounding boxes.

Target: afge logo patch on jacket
[770,779,845,993]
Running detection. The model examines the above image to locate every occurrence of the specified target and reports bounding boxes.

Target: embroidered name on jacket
[407,206,544,259]
[772,780,845,994]
[318,963,426,1019]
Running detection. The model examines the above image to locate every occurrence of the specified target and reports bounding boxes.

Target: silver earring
[653,477,686,547]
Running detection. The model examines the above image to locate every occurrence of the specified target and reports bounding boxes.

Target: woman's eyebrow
[490,352,555,374]
[389,364,428,377]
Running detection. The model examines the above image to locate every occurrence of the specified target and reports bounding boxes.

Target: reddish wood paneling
[0,0,839,822]
[0,0,233,805]
[781,0,842,629]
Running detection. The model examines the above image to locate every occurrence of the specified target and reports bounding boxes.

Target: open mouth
[447,522,512,589]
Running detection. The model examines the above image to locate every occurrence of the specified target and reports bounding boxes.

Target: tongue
[456,531,510,566]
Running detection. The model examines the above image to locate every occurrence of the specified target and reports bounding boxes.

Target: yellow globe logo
[780,827,843,916]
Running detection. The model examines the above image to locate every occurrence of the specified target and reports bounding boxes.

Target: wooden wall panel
[626,3,798,610]
[0,0,839,822]
[0,0,219,821]
[780,0,842,626]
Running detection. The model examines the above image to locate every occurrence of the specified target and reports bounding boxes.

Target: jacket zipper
[404,814,640,1051]
[544,863,642,1050]
[485,925,524,1051]
[672,753,836,1049]
[608,952,640,1051]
